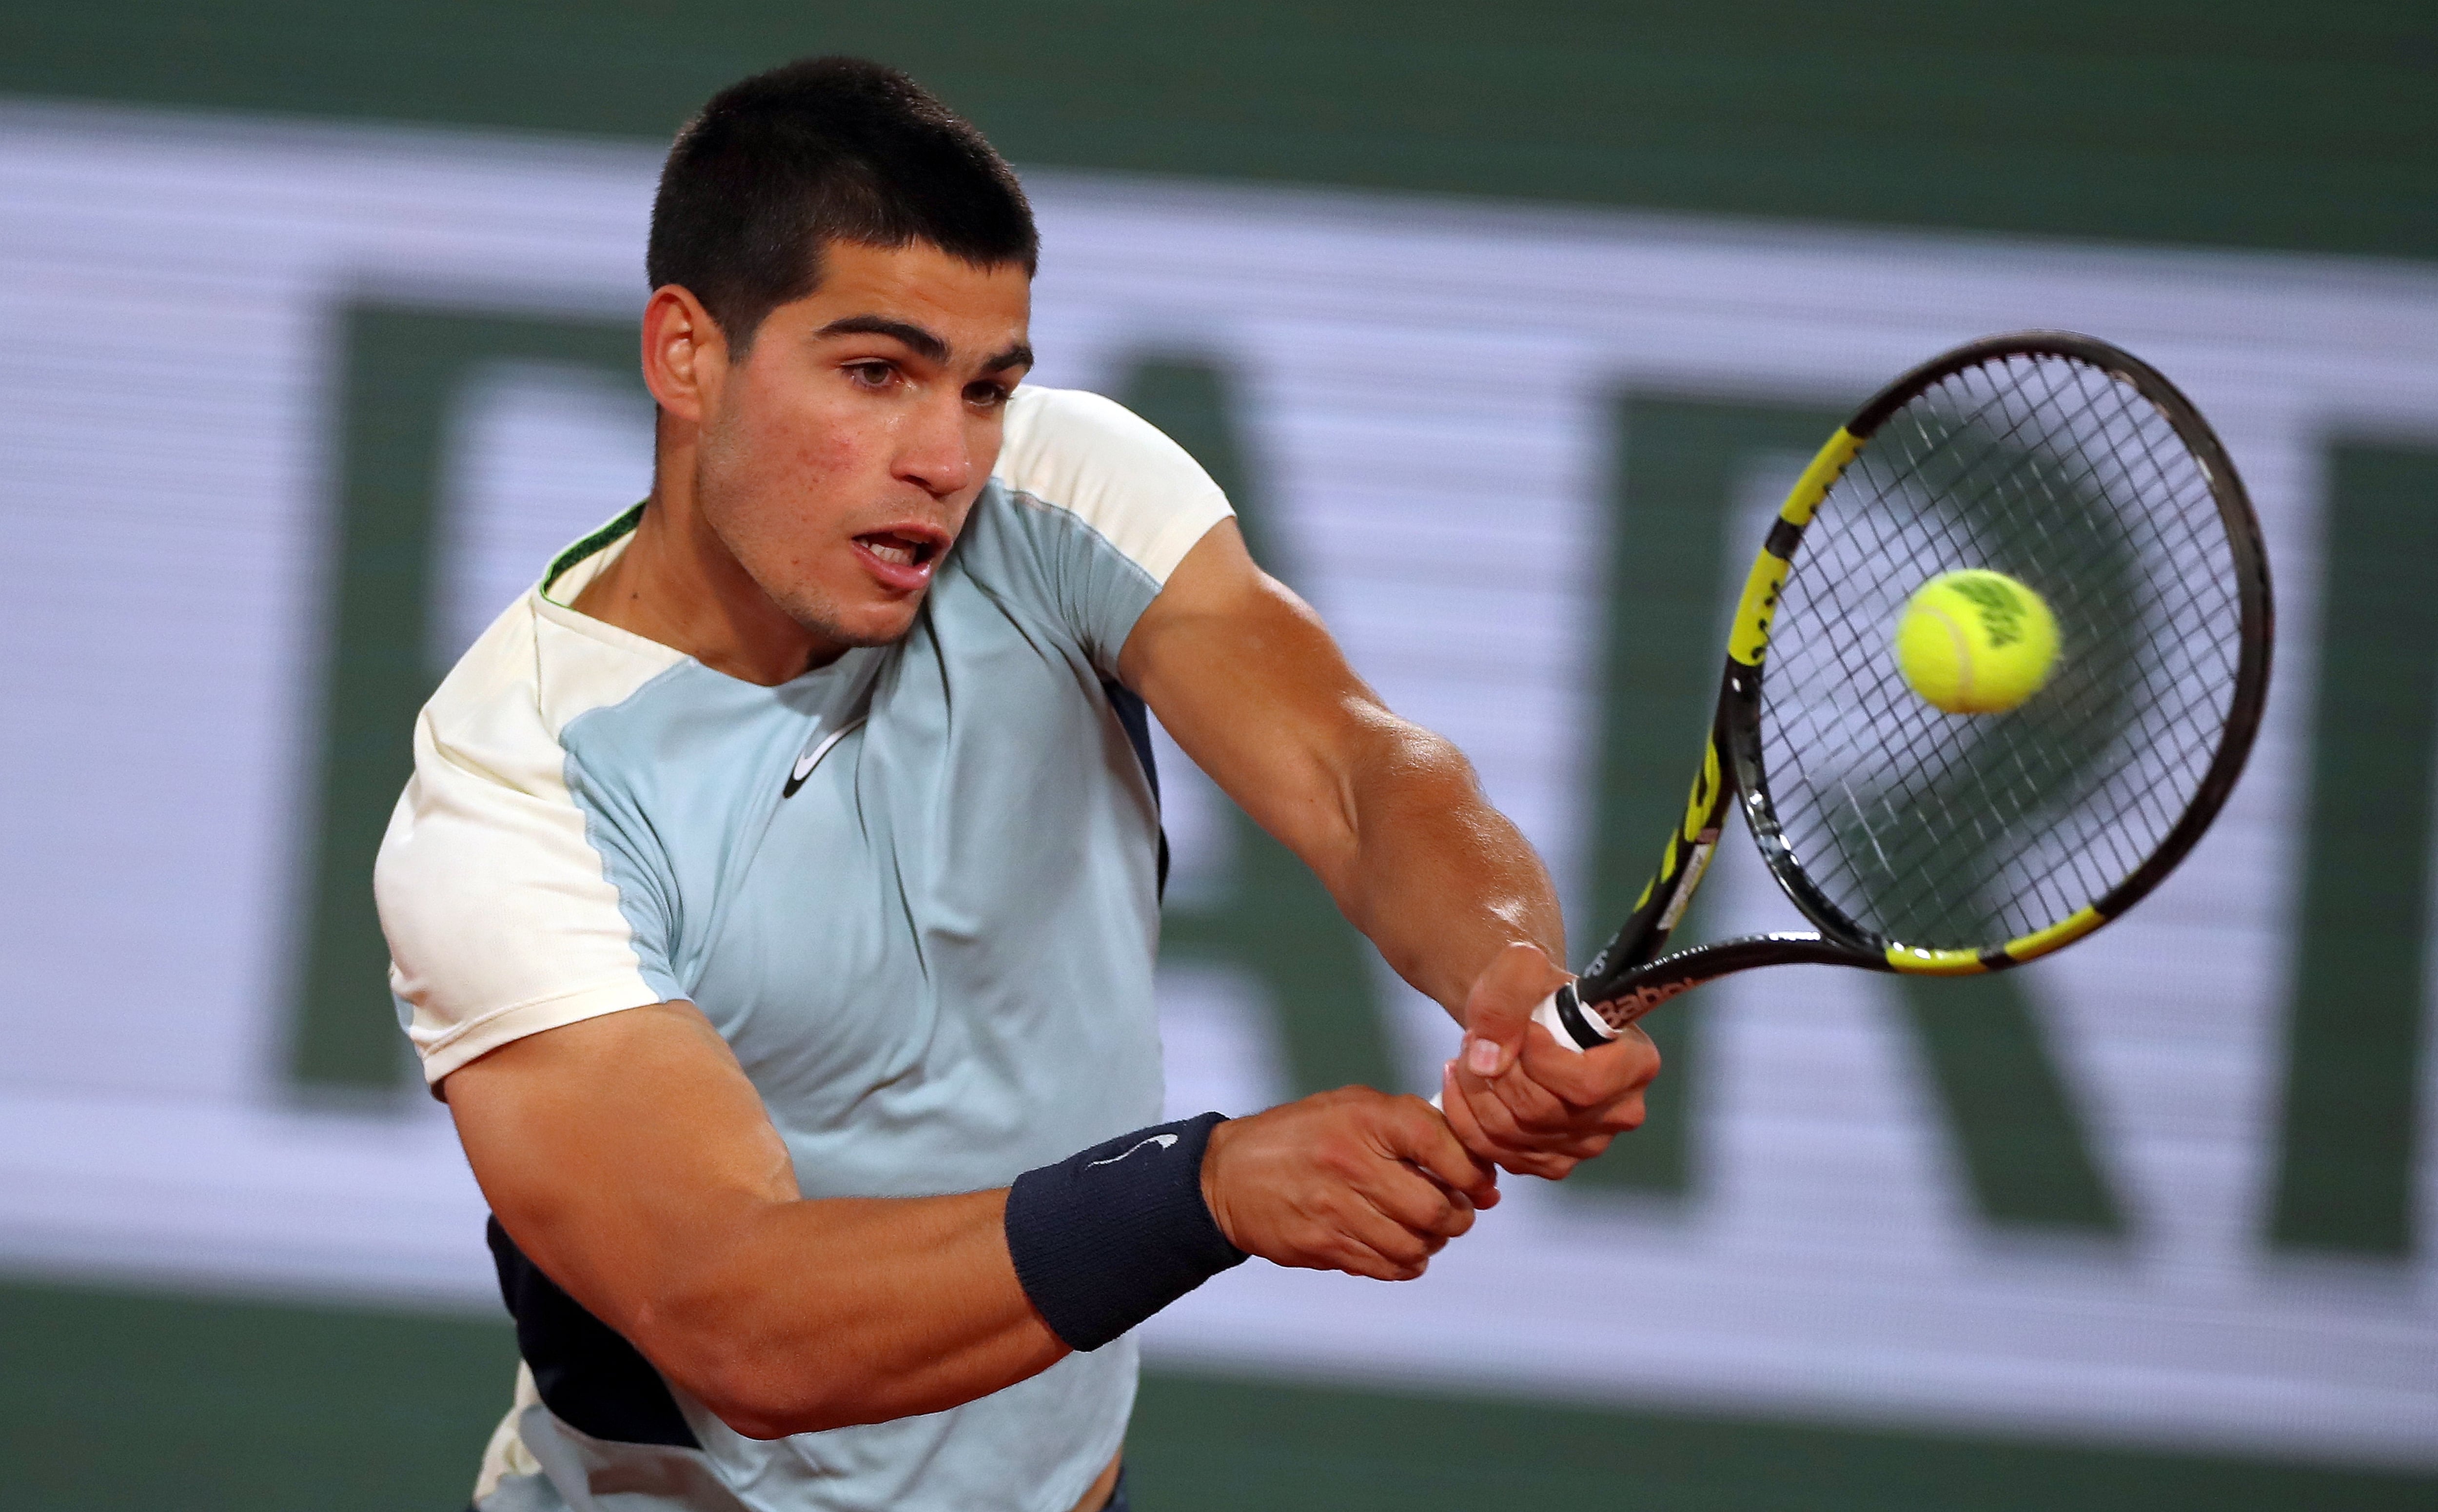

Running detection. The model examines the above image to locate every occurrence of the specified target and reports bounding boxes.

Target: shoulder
[383,584,690,937]
[991,385,1233,588]
[377,590,691,1085]
[417,589,686,796]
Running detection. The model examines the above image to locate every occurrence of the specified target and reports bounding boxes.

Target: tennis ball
[1893,570,2059,715]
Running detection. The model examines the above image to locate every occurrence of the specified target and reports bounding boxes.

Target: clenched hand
[1439,941,1662,1179]
[1200,1087,1498,1281]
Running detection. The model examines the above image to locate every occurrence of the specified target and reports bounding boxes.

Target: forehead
[774,240,1030,343]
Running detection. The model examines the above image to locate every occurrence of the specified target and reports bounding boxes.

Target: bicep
[443,1000,796,1337]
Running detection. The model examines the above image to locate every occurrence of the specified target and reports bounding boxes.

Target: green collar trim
[541,502,646,605]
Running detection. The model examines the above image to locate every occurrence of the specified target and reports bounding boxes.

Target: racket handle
[1534,982,1614,1051]
[1430,984,1611,1110]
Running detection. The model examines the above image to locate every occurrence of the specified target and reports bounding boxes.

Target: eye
[965,381,1013,409]
[845,360,895,390]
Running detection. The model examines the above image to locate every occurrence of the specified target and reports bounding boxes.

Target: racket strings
[1840,362,2234,936]
[1859,373,2231,932]
[1758,352,2245,950]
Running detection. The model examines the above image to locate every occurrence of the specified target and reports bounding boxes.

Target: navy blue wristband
[1004,1112,1248,1352]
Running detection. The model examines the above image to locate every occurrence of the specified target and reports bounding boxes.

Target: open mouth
[855,531,938,568]
[851,526,949,590]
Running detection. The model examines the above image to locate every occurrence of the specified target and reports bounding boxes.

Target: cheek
[711,392,871,525]
[760,387,866,473]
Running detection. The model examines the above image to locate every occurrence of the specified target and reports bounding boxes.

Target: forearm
[1114,523,1561,1017]
[1118,521,1652,1180]
[1323,716,1564,1018]
[627,1188,1062,1438]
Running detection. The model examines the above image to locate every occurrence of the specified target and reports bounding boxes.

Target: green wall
[1,2,2430,261]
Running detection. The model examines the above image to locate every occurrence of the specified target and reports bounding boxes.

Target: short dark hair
[647,57,1037,352]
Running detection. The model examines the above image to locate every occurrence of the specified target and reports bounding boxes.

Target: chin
[786,594,924,651]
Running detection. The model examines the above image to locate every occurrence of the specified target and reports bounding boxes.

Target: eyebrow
[812,315,1033,374]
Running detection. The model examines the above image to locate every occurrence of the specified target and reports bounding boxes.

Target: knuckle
[1314,1135,1366,1180]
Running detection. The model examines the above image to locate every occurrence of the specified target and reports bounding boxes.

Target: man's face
[690,239,1033,655]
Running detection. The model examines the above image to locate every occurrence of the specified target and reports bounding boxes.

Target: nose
[893,388,977,499]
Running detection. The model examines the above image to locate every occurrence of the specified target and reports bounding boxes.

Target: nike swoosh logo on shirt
[1086,1134,1179,1168]
[781,716,868,799]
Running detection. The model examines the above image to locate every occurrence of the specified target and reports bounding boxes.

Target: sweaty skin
[445,239,1656,1478]
[1121,522,1662,1179]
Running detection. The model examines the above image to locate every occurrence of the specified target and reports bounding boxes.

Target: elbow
[641,1316,849,1439]
[674,1326,1027,1438]
[621,1281,842,1439]
[653,1325,891,1439]
[697,1374,828,1442]
[691,1365,903,1440]
[644,1307,912,1433]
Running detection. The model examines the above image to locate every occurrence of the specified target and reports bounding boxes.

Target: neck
[572,424,841,686]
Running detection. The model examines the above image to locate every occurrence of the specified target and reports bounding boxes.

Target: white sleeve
[374,609,680,1085]
[991,385,1237,669]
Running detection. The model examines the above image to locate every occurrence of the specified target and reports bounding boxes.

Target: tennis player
[377,56,1658,1512]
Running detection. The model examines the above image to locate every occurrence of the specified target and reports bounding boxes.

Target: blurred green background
[3,4,2432,1509]
[4,0,2431,259]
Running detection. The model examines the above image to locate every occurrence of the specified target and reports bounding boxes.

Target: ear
[640,285,729,424]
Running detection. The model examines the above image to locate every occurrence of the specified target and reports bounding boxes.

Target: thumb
[1460,941,1567,1080]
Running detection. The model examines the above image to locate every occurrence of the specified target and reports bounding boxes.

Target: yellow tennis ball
[1893,570,2059,715]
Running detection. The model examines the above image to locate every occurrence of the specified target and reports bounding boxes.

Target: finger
[1450,1051,1636,1179]
[1459,942,1571,1081]
[1477,1036,1585,1132]
[1442,1061,1599,1178]
[1264,1184,1434,1280]
[1326,1199,1442,1276]
[1452,1046,1576,1143]
[1375,1094,1499,1205]
[1446,1074,1569,1177]
[1512,1020,1663,1111]
[1303,1234,1417,1282]
[1359,1160,1479,1243]
[1475,1043,1655,1148]
[1437,1060,1506,1169]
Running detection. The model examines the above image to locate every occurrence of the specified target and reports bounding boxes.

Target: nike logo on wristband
[1086,1134,1179,1168]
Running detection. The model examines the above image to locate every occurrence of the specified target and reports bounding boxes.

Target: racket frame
[1559,331,2274,1043]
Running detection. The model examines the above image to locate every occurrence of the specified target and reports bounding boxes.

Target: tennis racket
[1518,330,2273,1053]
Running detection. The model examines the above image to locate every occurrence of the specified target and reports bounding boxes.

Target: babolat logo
[1589,978,1695,1029]
[1949,576,2027,647]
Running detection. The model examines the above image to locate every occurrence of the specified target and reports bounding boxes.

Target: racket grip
[1429,983,1610,1110]
[1534,982,1614,1051]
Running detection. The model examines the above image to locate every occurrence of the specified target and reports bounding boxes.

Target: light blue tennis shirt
[375,386,1235,1512]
